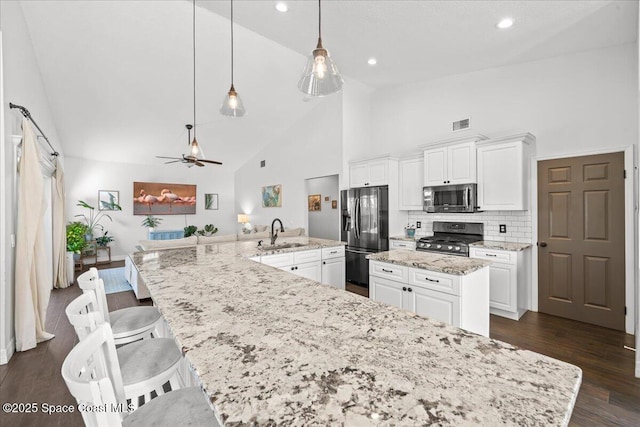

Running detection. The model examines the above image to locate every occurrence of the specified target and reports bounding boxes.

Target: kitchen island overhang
[132,237,582,426]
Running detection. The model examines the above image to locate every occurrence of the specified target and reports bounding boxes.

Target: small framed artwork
[98,190,120,211]
[324,196,330,202]
[308,194,321,211]
[205,193,219,210]
[331,200,337,209]
[262,184,282,207]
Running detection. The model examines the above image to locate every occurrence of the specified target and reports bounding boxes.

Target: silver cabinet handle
[425,277,439,283]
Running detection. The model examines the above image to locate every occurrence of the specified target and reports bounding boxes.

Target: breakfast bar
[132,238,582,425]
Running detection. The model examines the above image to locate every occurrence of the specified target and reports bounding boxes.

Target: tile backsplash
[407,210,532,244]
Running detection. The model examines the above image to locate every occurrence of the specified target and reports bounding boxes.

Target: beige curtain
[53,166,67,288]
[14,119,55,352]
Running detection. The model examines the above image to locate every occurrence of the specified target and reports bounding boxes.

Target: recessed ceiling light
[275,2,288,13]
[368,57,377,66]
[496,17,514,29]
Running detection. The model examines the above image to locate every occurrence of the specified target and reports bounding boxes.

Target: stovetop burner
[416,222,484,257]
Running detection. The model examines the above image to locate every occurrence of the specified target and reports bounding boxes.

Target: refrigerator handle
[355,198,360,239]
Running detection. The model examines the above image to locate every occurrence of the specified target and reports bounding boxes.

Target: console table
[75,240,111,271]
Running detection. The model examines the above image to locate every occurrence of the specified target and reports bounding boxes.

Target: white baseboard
[0,337,15,365]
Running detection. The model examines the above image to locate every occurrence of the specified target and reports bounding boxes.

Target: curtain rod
[9,102,59,157]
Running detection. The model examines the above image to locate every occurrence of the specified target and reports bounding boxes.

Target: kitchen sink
[258,242,305,250]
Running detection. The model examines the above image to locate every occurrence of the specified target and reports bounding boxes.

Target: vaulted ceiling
[17,0,637,169]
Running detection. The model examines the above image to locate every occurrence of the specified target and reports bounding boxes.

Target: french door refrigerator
[340,186,389,287]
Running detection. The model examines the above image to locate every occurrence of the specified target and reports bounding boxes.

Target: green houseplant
[141,215,162,231]
[183,225,198,237]
[197,224,218,237]
[66,221,88,257]
[96,231,114,247]
[75,200,122,240]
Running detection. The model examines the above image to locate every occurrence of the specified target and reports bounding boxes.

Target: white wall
[341,78,374,189]
[305,175,340,240]
[64,157,236,259]
[0,2,65,364]
[234,96,343,232]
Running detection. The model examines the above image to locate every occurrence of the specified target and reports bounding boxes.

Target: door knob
[538,242,547,247]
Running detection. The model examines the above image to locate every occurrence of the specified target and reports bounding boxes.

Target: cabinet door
[261,253,294,268]
[370,276,404,309]
[124,256,133,284]
[349,162,369,188]
[477,142,524,210]
[367,159,388,186]
[390,240,416,251]
[294,261,322,282]
[322,258,345,289]
[488,263,517,312]
[424,147,447,186]
[399,157,424,210]
[407,286,460,327]
[448,142,476,184]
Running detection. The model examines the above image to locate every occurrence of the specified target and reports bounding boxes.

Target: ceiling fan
[157,124,222,167]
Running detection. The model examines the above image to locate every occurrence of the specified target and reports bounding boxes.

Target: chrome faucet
[270,218,285,245]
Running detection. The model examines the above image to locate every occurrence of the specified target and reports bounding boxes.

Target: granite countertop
[470,240,532,252]
[133,243,581,426]
[368,250,492,275]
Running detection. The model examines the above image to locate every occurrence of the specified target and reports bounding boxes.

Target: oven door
[424,184,476,213]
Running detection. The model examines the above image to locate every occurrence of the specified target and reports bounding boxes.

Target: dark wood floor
[1,270,638,426]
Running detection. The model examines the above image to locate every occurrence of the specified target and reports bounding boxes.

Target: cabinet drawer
[370,261,408,282]
[293,249,321,264]
[390,240,416,250]
[469,248,515,265]
[408,268,460,296]
[322,246,345,259]
[261,253,294,268]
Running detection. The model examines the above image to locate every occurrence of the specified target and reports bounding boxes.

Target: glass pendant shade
[220,84,246,117]
[298,38,343,97]
[187,137,205,160]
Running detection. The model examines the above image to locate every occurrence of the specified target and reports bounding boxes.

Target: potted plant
[96,231,114,247]
[141,215,162,232]
[197,224,218,237]
[183,225,198,237]
[75,200,122,241]
[66,221,88,260]
[404,223,416,238]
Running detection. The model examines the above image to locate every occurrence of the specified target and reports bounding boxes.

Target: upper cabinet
[398,154,424,210]
[349,157,394,188]
[477,133,535,211]
[422,135,488,186]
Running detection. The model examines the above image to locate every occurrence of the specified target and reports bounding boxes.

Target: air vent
[260,160,266,168]
[452,118,470,132]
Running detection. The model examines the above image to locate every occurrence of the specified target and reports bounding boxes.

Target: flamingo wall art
[133,182,197,215]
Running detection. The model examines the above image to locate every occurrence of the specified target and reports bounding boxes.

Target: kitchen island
[132,237,581,426]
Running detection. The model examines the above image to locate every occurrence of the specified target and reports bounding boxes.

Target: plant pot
[405,229,416,238]
[66,251,75,285]
[84,233,94,242]
[73,252,81,262]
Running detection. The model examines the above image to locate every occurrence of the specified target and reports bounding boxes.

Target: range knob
[436,244,442,249]
[454,246,461,251]
[447,245,453,250]
[425,243,431,248]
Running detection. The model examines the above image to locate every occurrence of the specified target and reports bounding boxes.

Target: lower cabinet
[125,255,151,300]
[369,261,489,336]
[259,247,345,287]
[389,239,416,251]
[281,261,322,282]
[322,257,346,290]
[469,247,530,320]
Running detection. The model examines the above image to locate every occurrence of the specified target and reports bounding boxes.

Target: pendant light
[187,0,206,161]
[220,0,246,117]
[298,0,343,97]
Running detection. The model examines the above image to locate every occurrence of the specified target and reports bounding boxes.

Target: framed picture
[205,193,219,210]
[331,200,337,209]
[262,184,282,207]
[133,181,197,215]
[324,196,330,202]
[98,190,120,211]
[308,194,321,211]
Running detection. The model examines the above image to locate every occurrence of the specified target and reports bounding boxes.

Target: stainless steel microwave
[423,184,477,213]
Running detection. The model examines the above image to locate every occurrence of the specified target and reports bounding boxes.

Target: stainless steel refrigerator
[341,186,389,287]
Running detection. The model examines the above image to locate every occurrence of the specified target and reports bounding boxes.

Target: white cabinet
[125,256,151,300]
[398,155,424,210]
[369,260,489,336]
[470,246,530,320]
[476,133,534,211]
[262,249,322,282]
[321,246,345,290]
[349,157,393,188]
[389,239,416,251]
[422,135,488,186]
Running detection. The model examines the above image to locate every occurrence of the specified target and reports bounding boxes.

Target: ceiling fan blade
[194,160,205,167]
[198,159,223,165]
[164,160,182,164]
[156,156,182,160]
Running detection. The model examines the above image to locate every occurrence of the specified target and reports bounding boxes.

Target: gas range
[416,222,483,257]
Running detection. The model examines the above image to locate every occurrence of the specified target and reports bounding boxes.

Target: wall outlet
[499,224,507,233]
[416,221,421,228]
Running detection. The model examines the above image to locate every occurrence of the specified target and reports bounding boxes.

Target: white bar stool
[77,268,162,344]
[61,323,217,427]
[65,292,182,409]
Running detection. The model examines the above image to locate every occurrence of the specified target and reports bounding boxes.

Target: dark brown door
[538,152,625,330]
